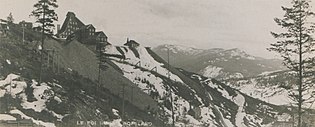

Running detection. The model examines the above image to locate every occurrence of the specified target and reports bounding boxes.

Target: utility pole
[168,48,175,127]
[56,51,60,74]
[52,50,55,73]
[8,75,12,111]
[98,43,102,90]
[22,24,25,44]
[47,50,50,68]
[131,86,134,103]
[122,84,125,121]
[290,104,295,127]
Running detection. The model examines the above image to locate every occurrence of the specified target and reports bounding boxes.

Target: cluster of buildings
[56,12,110,50]
[58,12,144,49]
[1,11,140,51]
[0,19,33,36]
[56,12,140,50]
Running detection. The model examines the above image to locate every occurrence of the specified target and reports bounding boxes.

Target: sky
[1,0,315,59]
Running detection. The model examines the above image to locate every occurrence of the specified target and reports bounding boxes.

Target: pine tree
[268,0,315,127]
[7,12,14,23]
[30,0,58,84]
[96,43,108,92]
[30,0,58,35]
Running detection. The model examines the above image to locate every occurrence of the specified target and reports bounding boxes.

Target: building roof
[19,20,32,24]
[124,39,140,47]
[0,19,8,23]
[85,24,95,29]
[57,12,85,35]
[95,31,107,38]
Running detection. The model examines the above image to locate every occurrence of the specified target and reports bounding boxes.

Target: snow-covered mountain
[153,44,285,79]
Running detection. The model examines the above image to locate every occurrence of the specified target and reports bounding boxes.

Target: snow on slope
[187,70,294,127]
[10,109,56,127]
[236,79,291,106]
[227,72,315,109]
[0,73,125,127]
[226,48,256,60]
[21,80,53,112]
[0,74,27,99]
[105,45,184,83]
[163,44,203,55]
[105,45,220,126]
[200,65,223,78]
[0,73,64,126]
[105,45,183,97]
[0,114,16,120]
[112,61,167,96]
[104,44,294,126]
[233,92,246,127]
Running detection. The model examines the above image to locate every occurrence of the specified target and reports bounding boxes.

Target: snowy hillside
[104,43,292,126]
[0,33,163,127]
[164,44,206,55]
[179,69,293,127]
[225,70,315,109]
[153,44,285,79]
[0,68,124,127]
[105,44,211,126]
[0,73,58,127]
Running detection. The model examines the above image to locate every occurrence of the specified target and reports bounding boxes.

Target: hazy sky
[1,0,315,58]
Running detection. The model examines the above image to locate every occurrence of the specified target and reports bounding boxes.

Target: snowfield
[21,80,54,112]
[0,73,64,127]
[233,92,246,127]
[105,45,219,125]
[200,65,223,78]
[228,76,315,109]
[163,44,204,55]
[105,45,184,83]
[0,114,16,120]
[10,109,56,127]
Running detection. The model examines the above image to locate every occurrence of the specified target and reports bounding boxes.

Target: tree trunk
[39,1,46,84]
[297,4,303,127]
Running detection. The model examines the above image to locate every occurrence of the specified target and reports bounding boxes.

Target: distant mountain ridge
[153,44,285,79]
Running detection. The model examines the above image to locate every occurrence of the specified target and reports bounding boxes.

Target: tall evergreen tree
[7,12,14,23]
[30,0,58,83]
[94,43,109,103]
[268,0,315,127]
[30,0,58,35]
[96,43,109,86]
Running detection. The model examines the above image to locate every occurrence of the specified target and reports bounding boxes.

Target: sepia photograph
[0,0,315,126]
